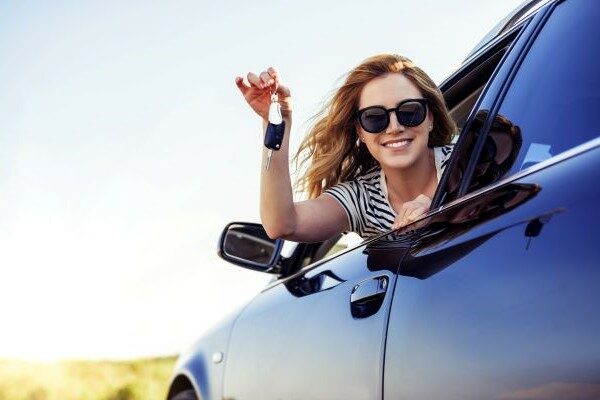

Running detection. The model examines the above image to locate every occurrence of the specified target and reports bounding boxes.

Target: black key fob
[264,121,286,150]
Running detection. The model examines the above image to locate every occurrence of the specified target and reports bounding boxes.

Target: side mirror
[218,222,284,274]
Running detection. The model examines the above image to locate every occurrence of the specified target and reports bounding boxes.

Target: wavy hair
[293,54,457,199]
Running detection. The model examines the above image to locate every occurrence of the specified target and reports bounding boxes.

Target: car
[166,0,600,398]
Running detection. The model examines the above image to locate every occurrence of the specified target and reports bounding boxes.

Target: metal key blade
[265,149,273,171]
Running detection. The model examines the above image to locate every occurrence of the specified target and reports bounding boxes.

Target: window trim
[432,21,532,208]
[433,136,600,215]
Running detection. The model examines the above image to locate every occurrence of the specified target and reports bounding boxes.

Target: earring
[429,125,433,132]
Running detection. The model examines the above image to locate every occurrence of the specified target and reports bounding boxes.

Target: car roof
[463,0,554,63]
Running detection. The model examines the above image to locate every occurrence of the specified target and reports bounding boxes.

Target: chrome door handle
[350,276,388,318]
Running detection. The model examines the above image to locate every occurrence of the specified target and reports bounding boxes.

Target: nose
[386,110,405,134]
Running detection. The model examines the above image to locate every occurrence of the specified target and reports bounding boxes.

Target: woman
[235,54,456,242]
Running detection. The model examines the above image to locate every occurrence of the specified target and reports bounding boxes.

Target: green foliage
[0,356,177,400]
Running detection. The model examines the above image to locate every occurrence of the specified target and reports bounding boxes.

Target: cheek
[413,126,429,141]
[361,136,381,157]
[360,132,378,146]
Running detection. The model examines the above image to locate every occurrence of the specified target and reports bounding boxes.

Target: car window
[442,39,514,134]
[435,27,524,205]
[321,232,363,259]
[463,0,600,194]
[283,232,363,273]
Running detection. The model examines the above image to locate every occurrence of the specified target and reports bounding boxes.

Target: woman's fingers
[405,205,427,223]
[267,66,278,79]
[236,67,292,119]
[239,67,290,95]
[392,209,422,229]
[247,71,264,89]
[270,68,291,97]
[235,76,250,94]
[414,194,432,204]
[391,195,432,230]
[260,71,275,87]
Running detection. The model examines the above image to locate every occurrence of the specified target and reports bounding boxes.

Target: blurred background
[0,0,524,398]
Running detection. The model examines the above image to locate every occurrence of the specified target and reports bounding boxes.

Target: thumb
[235,76,250,95]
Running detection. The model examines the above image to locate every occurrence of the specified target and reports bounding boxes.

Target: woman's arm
[259,116,349,242]
[236,68,349,242]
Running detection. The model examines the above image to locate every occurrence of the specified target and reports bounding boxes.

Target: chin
[375,149,423,171]
[379,157,417,171]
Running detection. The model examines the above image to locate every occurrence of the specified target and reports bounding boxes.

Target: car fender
[167,307,244,400]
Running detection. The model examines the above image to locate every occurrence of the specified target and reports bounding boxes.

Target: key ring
[268,90,282,125]
[264,82,286,170]
[270,88,278,104]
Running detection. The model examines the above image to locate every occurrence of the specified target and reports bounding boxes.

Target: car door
[221,236,398,400]
[384,1,600,398]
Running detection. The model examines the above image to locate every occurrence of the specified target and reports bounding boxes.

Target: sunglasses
[356,98,428,134]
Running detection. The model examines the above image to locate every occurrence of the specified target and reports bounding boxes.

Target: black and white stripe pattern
[324,145,454,238]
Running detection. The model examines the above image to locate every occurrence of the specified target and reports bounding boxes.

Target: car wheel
[170,389,197,400]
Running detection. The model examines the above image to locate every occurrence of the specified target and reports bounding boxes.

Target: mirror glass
[223,224,277,266]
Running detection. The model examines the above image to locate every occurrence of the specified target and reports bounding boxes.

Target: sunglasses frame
[356,98,429,134]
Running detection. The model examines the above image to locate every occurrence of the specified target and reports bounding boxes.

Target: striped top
[324,145,454,238]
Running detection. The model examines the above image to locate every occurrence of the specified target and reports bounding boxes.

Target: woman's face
[357,73,433,172]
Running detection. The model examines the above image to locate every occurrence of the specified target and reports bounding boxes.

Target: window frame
[432,1,556,208]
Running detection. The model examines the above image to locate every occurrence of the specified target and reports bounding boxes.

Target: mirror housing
[218,222,284,274]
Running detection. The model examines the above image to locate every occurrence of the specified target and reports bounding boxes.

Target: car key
[264,92,286,171]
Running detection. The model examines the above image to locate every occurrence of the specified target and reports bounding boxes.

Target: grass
[0,356,177,400]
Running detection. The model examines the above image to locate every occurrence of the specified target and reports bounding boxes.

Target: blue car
[167,0,600,398]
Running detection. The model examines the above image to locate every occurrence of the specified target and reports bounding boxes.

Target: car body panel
[168,309,242,400]
[384,143,600,399]
[222,246,400,400]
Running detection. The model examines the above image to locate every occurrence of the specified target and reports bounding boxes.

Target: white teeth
[384,139,411,148]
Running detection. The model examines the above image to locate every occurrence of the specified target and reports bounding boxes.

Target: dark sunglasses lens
[397,101,426,127]
[360,107,389,133]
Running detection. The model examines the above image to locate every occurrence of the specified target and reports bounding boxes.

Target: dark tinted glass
[360,107,389,133]
[358,99,427,133]
[489,0,600,176]
[397,101,426,127]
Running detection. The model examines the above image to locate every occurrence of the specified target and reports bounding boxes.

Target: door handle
[350,276,388,318]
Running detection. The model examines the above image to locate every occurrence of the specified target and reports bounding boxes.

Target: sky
[0,0,526,361]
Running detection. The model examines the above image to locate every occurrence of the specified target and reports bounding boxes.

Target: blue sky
[0,0,525,360]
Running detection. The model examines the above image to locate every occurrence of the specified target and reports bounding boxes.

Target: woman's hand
[392,194,432,229]
[235,67,292,121]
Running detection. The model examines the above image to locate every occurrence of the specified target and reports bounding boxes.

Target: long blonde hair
[293,54,457,199]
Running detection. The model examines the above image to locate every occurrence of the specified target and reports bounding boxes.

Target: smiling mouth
[383,138,413,148]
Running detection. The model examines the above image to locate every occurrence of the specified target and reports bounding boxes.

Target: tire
[170,389,198,400]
